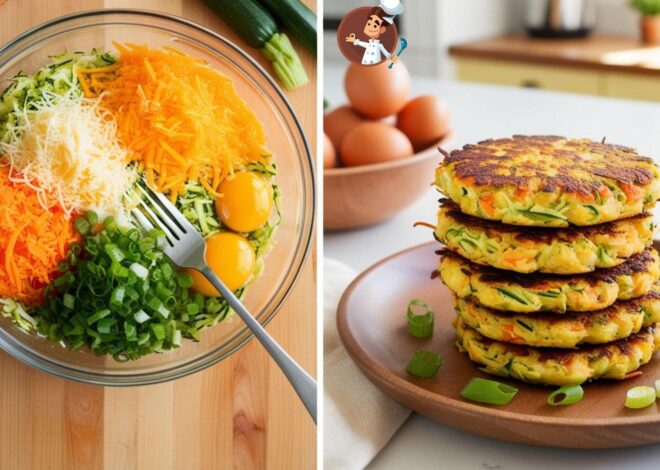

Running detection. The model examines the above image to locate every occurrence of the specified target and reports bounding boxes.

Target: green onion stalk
[406,350,443,378]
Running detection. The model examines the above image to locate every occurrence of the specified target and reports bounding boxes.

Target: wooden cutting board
[0,1,317,469]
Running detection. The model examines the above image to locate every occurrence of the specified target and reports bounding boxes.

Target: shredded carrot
[623,371,643,380]
[620,183,643,203]
[479,194,496,217]
[513,187,529,202]
[576,191,595,203]
[502,324,521,342]
[598,185,612,199]
[413,221,436,230]
[77,43,267,198]
[502,252,528,267]
[0,166,79,307]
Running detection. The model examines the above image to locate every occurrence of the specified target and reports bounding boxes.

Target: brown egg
[340,122,413,167]
[324,105,365,152]
[344,61,410,119]
[323,133,337,169]
[396,95,451,152]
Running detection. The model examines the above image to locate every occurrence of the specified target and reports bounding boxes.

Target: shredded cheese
[78,43,267,201]
[0,96,136,218]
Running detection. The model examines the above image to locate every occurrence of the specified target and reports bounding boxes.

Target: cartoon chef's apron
[353,38,391,65]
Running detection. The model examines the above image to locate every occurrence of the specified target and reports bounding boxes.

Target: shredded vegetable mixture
[0,166,79,307]
[78,43,267,201]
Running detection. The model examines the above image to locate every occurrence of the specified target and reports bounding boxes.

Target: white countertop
[324,66,660,469]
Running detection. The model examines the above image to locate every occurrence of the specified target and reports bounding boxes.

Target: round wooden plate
[337,241,660,449]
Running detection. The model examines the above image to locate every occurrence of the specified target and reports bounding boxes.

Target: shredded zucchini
[0,50,116,143]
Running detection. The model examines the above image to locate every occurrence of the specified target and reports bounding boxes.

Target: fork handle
[200,267,317,423]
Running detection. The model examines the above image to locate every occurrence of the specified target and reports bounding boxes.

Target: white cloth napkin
[323,258,411,470]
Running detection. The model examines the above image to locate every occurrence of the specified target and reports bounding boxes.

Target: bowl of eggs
[324,61,452,231]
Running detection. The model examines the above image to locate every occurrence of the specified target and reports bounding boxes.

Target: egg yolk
[215,172,273,233]
[186,232,256,296]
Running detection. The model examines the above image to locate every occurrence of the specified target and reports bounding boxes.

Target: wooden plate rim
[336,241,660,428]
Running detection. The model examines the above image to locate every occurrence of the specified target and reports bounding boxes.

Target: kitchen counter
[325,65,660,469]
[450,35,660,76]
[0,2,316,469]
[449,35,660,102]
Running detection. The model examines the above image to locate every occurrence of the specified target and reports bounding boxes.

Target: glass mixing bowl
[0,10,315,385]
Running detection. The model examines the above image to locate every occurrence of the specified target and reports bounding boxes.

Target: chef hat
[382,15,395,24]
[379,0,405,15]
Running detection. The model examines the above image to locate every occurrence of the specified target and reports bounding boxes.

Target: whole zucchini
[258,0,317,56]
[203,0,308,89]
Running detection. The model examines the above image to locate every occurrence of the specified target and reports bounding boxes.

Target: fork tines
[130,181,194,246]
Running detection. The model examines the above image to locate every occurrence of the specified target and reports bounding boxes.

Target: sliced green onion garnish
[406,350,443,378]
[625,386,657,409]
[656,379,660,399]
[460,378,518,405]
[406,299,434,338]
[547,384,584,406]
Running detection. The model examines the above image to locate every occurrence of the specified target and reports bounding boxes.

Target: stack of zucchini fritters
[435,136,660,386]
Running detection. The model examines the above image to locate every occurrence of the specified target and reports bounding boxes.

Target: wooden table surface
[0,1,317,469]
[449,35,660,76]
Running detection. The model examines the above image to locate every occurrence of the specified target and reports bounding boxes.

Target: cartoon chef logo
[337,1,407,67]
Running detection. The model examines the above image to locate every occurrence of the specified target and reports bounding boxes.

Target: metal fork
[131,181,317,423]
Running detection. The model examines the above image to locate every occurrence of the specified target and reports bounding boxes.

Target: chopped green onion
[134,310,150,324]
[178,272,194,289]
[547,384,584,406]
[157,304,170,319]
[186,303,199,315]
[150,323,165,341]
[625,386,656,409]
[97,317,117,334]
[104,243,125,263]
[129,263,149,280]
[110,287,125,307]
[28,206,255,360]
[172,330,182,347]
[62,294,75,310]
[103,216,117,233]
[406,299,434,338]
[74,217,91,235]
[136,333,149,345]
[406,350,443,378]
[85,210,99,225]
[86,309,111,325]
[460,378,518,405]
